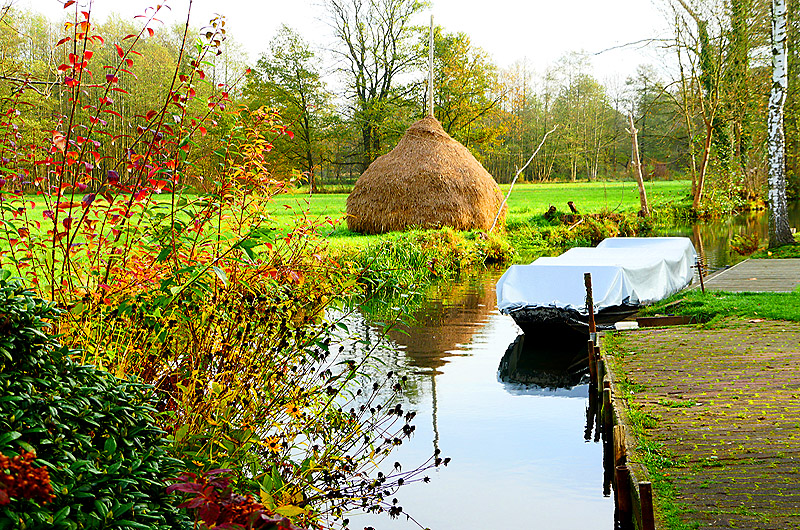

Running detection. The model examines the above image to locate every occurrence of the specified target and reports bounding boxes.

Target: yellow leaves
[275,504,306,517]
[259,489,274,507]
[208,380,224,396]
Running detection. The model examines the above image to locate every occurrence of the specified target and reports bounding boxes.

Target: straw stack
[346,116,506,234]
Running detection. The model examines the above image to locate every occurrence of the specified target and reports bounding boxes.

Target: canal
[345,207,800,529]
[346,274,611,530]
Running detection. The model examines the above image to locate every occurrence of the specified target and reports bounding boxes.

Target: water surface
[659,202,800,271]
[347,277,612,530]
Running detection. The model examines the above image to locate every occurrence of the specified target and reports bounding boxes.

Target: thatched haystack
[346,116,506,234]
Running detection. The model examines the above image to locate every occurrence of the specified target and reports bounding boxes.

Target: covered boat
[496,237,697,334]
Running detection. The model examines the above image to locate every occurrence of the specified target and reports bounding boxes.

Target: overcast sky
[23,0,671,82]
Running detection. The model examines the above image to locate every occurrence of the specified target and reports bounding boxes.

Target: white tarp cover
[496,237,697,315]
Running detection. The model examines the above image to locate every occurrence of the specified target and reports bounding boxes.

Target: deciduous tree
[422,28,502,144]
[326,0,427,170]
[247,26,332,189]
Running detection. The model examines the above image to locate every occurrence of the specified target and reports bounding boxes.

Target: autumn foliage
[0,452,54,507]
[0,3,442,530]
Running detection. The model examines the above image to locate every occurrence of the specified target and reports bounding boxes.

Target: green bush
[349,228,513,296]
[0,272,189,530]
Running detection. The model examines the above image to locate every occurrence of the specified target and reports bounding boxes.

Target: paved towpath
[702,258,800,292]
[605,319,800,529]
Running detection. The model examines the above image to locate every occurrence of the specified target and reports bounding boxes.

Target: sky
[22,0,672,83]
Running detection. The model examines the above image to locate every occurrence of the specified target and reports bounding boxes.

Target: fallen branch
[490,124,558,232]
[567,218,585,231]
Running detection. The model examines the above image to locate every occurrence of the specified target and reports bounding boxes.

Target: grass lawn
[0,180,694,255]
[270,180,693,242]
[644,289,800,323]
[500,180,690,220]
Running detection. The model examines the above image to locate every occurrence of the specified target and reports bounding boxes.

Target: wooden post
[696,257,706,294]
[602,384,612,426]
[584,273,596,334]
[639,481,656,530]
[613,424,627,468]
[615,464,633,527]
[597,358,606,394]
[587,339,597,385]
[627,113,650,217]
[427,15,434,118]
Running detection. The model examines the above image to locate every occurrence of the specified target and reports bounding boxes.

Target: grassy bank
[641,233,800,323]
[750,233,800,258]
[642,289,800,323]
[265,180,693,259]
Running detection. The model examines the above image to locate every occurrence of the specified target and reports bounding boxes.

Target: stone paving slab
[605,319,800,529]
[703,259,800,292]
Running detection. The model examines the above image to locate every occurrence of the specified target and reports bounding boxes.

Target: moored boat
[496,237,697,334]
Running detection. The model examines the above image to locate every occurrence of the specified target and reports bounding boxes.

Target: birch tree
[768,0,795,247]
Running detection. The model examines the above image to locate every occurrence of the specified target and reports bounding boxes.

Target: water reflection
[498,333,590,393]
[350,275,614,530]
[382,278,497,374]
[660,202,800,271]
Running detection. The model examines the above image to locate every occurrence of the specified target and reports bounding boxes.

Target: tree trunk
[361,124,373,172]
[678,52,699,199]
[769,0,796,247]
[730,0,754,180]
[693,122,714,209]
[628,113,650,216]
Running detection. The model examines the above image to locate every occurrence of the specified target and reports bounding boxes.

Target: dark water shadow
[497,331,590,393]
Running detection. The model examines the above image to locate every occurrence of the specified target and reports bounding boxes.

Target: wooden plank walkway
[702,258,800,292]
[605,319,800,529]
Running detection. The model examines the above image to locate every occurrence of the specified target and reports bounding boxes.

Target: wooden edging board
[597,331,657,530]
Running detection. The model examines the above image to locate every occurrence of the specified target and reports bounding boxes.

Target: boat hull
[508,304,639,335]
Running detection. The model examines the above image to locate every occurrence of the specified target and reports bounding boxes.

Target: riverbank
[602,318,800,529]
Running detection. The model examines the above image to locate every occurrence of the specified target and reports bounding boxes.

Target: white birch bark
[768,0,795,247]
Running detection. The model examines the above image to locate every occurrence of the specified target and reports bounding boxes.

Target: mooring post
[602,382,612,426]
[696,257,706,294]
[584,272,596,334]
[613,424,627,468]
[597,358,606,395]
[587,339,597,385]
[639,481,656,530]
[615,464,633,528]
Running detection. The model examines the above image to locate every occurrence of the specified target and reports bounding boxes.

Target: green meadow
[0,180,692,255]
[272,180,693,242]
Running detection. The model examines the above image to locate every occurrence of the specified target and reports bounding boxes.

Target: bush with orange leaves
[0,452,54,506]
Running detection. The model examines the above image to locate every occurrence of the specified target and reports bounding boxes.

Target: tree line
[2,0,799,207]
